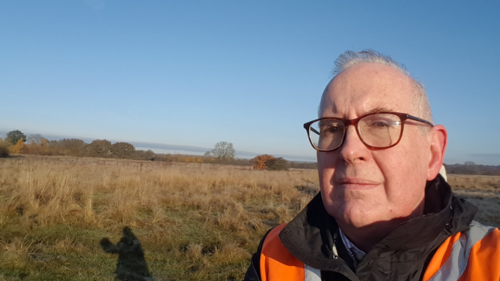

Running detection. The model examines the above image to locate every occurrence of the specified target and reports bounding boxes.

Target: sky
[1,1,499,164]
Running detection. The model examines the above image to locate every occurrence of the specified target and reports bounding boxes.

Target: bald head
[319,50,432,122]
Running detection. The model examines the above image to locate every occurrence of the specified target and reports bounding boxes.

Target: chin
[325,204,367,227]
[334,203,393,229]
[344,214,378,229]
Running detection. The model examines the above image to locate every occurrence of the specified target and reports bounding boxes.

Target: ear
[427,124,448,181]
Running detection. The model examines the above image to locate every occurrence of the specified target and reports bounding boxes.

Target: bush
[265,157,290,171]
[0,144,9,157]
[251,154,275,170]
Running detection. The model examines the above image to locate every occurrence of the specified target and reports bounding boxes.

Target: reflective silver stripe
[428,221,496,281]
[439,165,447,182]
[304,264,321,281]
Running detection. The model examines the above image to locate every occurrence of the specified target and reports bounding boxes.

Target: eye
[363,115,400,128]
[371,120,391,127]
[328,125,341,132]
[320,123,342,135]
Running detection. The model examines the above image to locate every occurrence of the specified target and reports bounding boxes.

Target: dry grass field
[0,156,318,280]
[0,156,499,280]
[448,174,500,227]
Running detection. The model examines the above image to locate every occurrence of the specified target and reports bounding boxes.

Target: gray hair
[321,50,433,123]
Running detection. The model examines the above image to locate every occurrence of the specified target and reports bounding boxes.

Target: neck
[338,202,425,252]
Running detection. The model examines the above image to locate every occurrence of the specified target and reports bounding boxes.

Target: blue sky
[1,1,499,164]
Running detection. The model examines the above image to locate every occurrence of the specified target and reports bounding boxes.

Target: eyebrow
[364,106,395,115]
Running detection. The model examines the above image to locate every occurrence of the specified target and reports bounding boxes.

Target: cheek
[376,148,428,209]
[379,138,428,179]
[318,167,339,217]
[317,151,338,169]
[318,166,332,191]
[317,152,337,188]
[317,153,339,207]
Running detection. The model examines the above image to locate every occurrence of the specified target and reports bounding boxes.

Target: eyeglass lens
[308,113,403,151]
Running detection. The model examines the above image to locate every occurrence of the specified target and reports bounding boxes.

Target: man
[244,50,500,281]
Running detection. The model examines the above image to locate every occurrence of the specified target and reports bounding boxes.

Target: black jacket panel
[244,175,478,281]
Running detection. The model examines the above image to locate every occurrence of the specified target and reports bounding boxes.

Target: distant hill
[445,163,500,176]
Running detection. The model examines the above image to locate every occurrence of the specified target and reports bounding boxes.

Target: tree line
[445,162,500,176]
[3,130,498,174]
[0,130,317,170]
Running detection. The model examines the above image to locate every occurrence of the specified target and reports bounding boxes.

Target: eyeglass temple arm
[406,115,434,126]
[310,127,320,135]
[303,122,321,135]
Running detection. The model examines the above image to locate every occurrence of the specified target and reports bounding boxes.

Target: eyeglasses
[303,112,433,152]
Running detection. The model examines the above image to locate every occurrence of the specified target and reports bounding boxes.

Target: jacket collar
[279,175,477,272]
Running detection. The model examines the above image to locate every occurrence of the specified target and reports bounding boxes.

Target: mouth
[336,178,380,190]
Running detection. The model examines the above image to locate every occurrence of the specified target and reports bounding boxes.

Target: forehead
[320,63,416,117]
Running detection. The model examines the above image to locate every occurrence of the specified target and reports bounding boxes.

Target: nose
[338,125,370,164]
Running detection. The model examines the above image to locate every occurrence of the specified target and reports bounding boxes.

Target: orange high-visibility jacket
[245,176,500,281]
[259,222,500,281]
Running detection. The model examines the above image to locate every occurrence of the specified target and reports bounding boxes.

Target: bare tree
[211,141,235,161]
[27,134,44,144]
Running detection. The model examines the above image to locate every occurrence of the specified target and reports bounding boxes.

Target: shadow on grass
[101,226,153,281]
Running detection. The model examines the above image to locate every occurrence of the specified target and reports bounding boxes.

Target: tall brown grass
[0,156,319,280]
[1,156,317,225]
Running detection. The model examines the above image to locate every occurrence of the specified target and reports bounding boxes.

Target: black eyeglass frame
[303,112,434,152]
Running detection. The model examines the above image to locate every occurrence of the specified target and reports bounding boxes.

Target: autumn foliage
[10,139,25,154]
[251,154,275,170]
